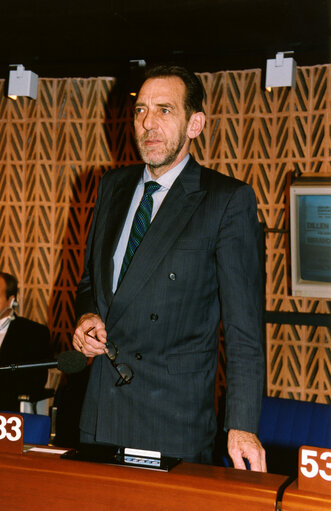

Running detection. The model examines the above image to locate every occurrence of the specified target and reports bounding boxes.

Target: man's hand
[228,429,267,472]
[73,313,107,358]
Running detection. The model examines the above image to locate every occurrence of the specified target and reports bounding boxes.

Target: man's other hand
[228,429,267,472]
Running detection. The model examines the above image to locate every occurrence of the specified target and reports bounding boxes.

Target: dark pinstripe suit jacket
[76,155,265,458]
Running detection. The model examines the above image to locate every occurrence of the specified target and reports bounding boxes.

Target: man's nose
[142,110,157,130]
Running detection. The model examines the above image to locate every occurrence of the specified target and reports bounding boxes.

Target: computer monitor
[290,179,331,298]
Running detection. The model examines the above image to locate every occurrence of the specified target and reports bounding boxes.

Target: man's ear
[187,112,205,140]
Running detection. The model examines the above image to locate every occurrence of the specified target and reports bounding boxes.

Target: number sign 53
[299,446,331,495]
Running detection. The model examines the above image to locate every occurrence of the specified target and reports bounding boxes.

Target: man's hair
[0,272,18,298]
[144,64,205,119]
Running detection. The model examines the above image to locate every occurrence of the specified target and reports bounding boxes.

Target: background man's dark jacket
[0,315,51,412]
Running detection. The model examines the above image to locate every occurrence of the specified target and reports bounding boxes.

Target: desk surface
[282,479,331,511]
[0,446,287,511]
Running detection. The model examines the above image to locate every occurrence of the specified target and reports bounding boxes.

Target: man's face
[134,76,191,177]
[0,276,12,318]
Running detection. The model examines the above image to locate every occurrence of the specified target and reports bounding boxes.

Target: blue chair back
[257,396,331,476]
[259,396,331,449]
[21,412,51,445]
[216,396,331,476]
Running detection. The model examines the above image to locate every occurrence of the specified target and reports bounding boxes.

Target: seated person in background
[0,272,52,412]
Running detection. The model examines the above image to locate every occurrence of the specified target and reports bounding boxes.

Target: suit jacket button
[168,272,176,280]
[135,353,142,360]
[150,313,158,321]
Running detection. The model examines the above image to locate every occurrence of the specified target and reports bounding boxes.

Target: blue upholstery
[216,396,331,475]
[21,412,51,445]
[258,396,331,476]
[259,396,331,449]
[0,410,51,445]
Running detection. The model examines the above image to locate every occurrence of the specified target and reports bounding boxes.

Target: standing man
[73,65,266,470]
[0,272,51,411]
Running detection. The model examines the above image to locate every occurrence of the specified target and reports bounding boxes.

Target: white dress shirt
[0,314,14,348]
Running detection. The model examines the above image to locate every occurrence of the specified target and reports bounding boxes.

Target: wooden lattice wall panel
[0,66,330,402]
[0,78,123,351]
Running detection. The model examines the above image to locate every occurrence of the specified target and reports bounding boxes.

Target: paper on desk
[24,446,69,455]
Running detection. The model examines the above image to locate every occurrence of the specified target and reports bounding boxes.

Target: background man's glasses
[85,327,134,386]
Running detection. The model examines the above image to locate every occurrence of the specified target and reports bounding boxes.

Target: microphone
[0,350,87,374]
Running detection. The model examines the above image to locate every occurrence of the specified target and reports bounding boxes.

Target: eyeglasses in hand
[84,327,134,386]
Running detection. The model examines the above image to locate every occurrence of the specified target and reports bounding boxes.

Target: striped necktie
[118,181,161,285]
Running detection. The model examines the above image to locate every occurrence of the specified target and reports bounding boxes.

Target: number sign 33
[299,446,331,496]
[0,413,24,454]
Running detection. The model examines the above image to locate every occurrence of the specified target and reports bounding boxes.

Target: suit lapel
[100,166,143,302]
[106,157,206,330]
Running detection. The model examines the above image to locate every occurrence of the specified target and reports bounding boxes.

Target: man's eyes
[134,107,171,115]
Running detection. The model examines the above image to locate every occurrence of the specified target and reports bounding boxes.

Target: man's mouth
[143,137,162,144]
[142,138,163,149]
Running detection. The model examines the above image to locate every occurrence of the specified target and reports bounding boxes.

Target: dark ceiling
[0,0,330,81]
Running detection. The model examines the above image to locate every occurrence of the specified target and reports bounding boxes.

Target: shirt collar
[142,153,190,190]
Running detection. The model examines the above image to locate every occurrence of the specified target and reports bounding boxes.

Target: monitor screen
[298,195,331,283]
[290,181,331,298]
